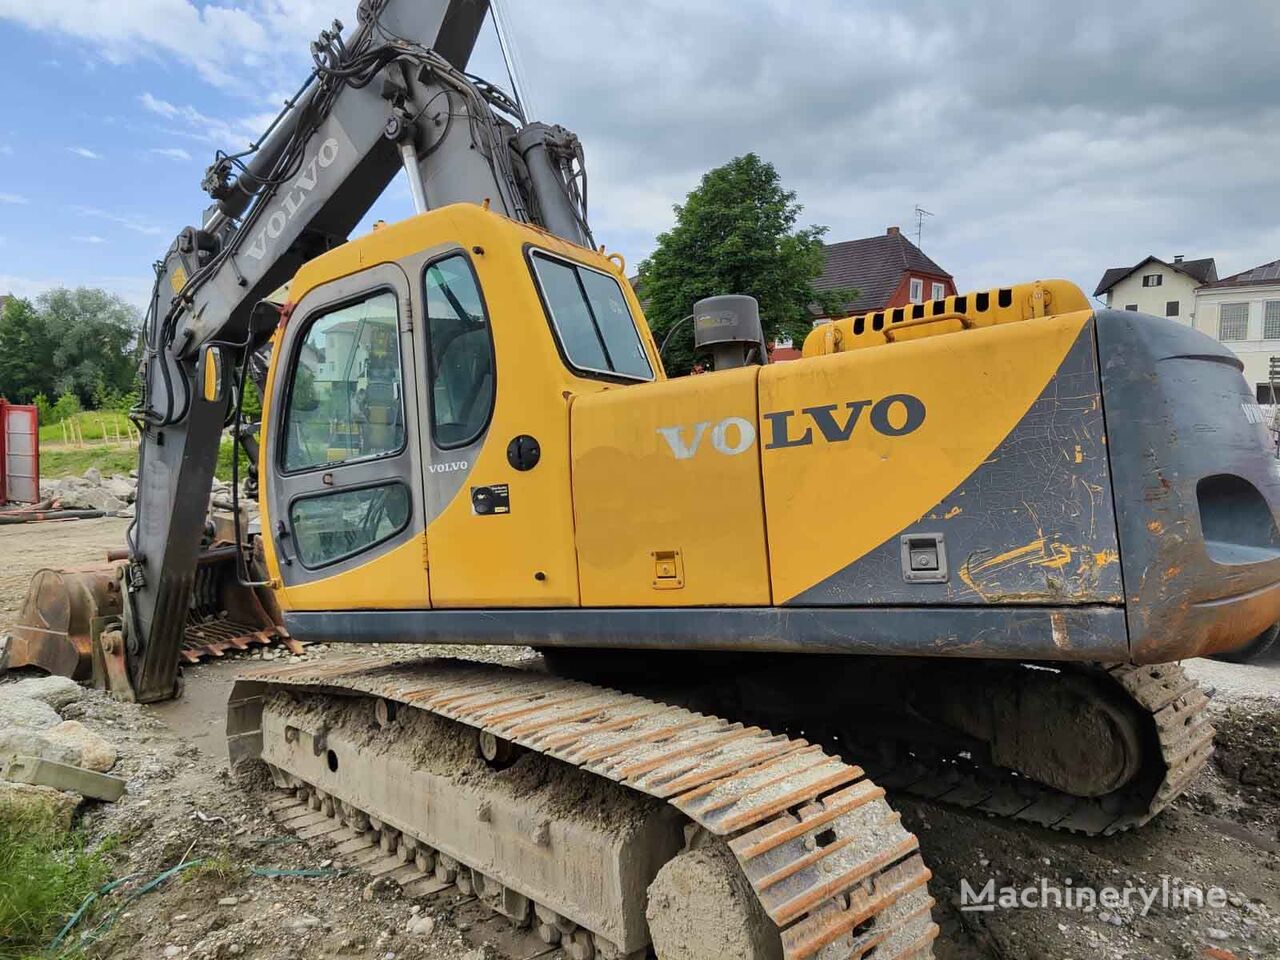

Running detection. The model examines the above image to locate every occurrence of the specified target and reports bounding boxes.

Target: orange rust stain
[944,506,963,520]
[1073,445,1084,464]
[1163,565,1182,581]
[1092,549,1119,566]
[1147,520,1163,535]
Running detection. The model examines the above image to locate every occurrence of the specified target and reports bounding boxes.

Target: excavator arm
[123,0,594,701]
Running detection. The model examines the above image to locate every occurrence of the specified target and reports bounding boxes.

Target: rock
[285,914,323,933]
[1206,928,1231,941]
[80,489,125,513]
[83,467,102,484]
[0,781,79,830]
[362,877,398,902]
[104,476,136,502]
[405,916,435,937]
[0,728,80,767]
[163,946,181,958]
[646,842,783,960]
[2,675,84,709]
[218,897,239,907]
[0,695,61,731]
[44,720,118,772]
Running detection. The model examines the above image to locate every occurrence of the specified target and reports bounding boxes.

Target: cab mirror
[197,345,229,404]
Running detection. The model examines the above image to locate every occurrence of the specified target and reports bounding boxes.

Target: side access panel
[571,367,772,606]
[760,311,1124,616]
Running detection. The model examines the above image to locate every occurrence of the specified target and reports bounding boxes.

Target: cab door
[264,262,430,611]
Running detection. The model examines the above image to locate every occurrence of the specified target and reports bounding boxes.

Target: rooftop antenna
[914,205,934,249]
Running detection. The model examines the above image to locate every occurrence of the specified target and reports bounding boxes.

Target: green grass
[0,809,112,960]
[38,447,138,481]
[41,439,250,483]
[38,413,134,445]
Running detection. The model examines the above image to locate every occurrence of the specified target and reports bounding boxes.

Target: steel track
[229,656,940,960]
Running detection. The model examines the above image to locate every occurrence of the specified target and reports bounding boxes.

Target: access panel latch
[900,533,948,583]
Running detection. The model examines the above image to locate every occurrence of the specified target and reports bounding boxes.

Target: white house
[1093,255,1217,325]
[1193,259,1280,398]
[1095,255,1280,399]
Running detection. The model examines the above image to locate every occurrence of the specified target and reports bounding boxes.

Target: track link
[229,656,939,960]
[872,662,1214,835]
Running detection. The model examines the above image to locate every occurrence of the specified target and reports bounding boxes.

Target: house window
[909,278,923,303]
[1265,301,1280,340]
[1166,300,1180,317]
[1257,384,1279,404]
[1124,304,1138,311]
[1142,274,1163,287]
[931,282,945,301]
[1219,302,1249,341]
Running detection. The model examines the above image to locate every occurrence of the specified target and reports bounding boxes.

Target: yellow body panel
[571,367,771,606]
[764,310,1092,602]
[282,536,428,611]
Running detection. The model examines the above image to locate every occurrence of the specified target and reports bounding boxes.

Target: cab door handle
[275,520,295,566]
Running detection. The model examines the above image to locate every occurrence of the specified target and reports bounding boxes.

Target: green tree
[32,392,53,425]
[37,287,140,407]
[50,390,82,423]
[637,154,855,375]
[0,296,56,402]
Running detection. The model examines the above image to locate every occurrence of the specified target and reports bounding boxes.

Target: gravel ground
[1,516,1278,959]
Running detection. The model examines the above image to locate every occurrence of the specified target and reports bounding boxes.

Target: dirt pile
[1212,703,1280,823]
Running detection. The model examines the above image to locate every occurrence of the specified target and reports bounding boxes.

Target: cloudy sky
[0,0,1277,310]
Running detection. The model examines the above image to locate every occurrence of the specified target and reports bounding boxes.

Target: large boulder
[2,675,83,710]
[80,488,125,513]
[44,721,117,773]
[82,467,102,484]
[0,728,80,768]
[0,695,61,731]
[0,781,79,830]
[104,475,136,502]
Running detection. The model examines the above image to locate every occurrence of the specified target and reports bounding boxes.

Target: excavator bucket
[6,544,288,681]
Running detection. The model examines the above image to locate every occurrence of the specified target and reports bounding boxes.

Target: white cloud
[72,235,107,244]
[0,192,27,204]
[68,146,102,160]
[0,0,334,92]
[70,205,166,237]
[0,272,152,309]
[138,92,255,150]
[150,147,192,161]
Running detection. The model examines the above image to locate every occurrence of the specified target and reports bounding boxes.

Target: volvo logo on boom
[244,137,342,262]
[658,393,926,459]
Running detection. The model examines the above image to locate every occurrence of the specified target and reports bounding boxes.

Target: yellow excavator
[10,2,1280,957]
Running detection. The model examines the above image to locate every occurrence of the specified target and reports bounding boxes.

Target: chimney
[1174,254,1184,263]
[886,226,900,236]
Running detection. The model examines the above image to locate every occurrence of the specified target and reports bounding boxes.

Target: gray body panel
[284,605,1129,661]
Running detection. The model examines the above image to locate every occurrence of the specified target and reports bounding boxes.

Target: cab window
[281,290,404,472]
[530,251,653,380]
[424,254,495,449]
